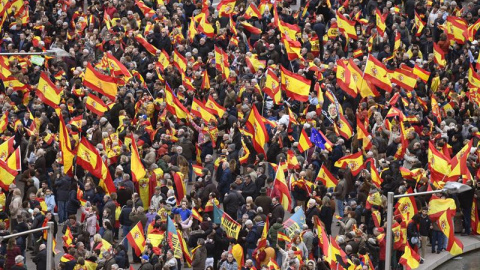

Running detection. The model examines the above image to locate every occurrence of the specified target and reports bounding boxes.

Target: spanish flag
[240,21,262,35]
[264,68,282,104]
[245,53,266,73]
[83,63,118,101]
[188,18,197,42]
[0,159,17,191]
[334,112,354,139]
[0,111,8,134]
[399,242,420,270]
[336,59,357,98]
[280,65,310,102]
[375,9,387,36]
[287,150,300,170]
[445,16,467,44]
[77,137,101,176]
[267,258,280,270]
[244,3,261,19]
[62,226,73,246]
[413,64,430,83]
[126,222,146,256]
[433,42,446,68]
[364,54,392,92]
[437,210,464,256]
[192,164,204,176]
[238,138,250,165]
[414,11,425,36]
[60,254,75,263]
[298,128,313,153]
[283,36,302,61]
[277,231,291,242]
[448,139,472,181]
[431,95,442,123]
[316,164,338,188]
[164,83,189,119]
[130,133,146,183]
[6,147,21,171]
[85,94,108,116]
[334,151,364,176]
[198,16,215,38]
[205,96,226,118]
[201,69,210,89]
[327,235,349,268]
[347,58,379,97]
[245,106,268,155]
[135,0,155,18]
[467,18,480,42]
[274,164,292,211]
[191,98,215,123]
[428,141,451,183]
[0,138,14,161]
[366,158,382,189]
[36,72,62,108]
[172,50,188,74]
[104,52,132,79]
[134,34,158,55]
[217,0,236,17]
[57,111,74,176]
[336,10,357,39]
[356,118,372,150]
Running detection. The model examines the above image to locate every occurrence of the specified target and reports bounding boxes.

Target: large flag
[240,21,262,35]
[356,118,372,150]
[283,36,303,61]
[172,50,188,74]
[389,68,417,91]
[414,11,425,36]
[280,65,310,102]
[395,196,418,222]
[273,164,292,211]
[36,72,62,108]
[258,219,269,249]
[366,158,382,189]
[334,113,354,139]
[83,63,118,101]
[244,3,261,19]
[428,197,457,219]
[245,106,268,155]
[399,242,420,270]
[104,52,132,79]
[130,133,146,182]
[85,94,108,116]
[375,9,387,36]
[298,128,313,153]
[0,137,14,162]
[213,204,241,239]
[62,226,73,246]
[134,34,159,55]
[316,164,338,188]
[126,222,146,256]
[448,139,472,181]
[164,84,189,119]
[334,151,364,175]
[347,58,379,97]
[414,64,430,83]
[364,54,392,92]
[314,216,329,256]
[282,208,306,238]
[327,235,349,268]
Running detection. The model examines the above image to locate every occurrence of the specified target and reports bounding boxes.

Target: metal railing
[0,222,54,270]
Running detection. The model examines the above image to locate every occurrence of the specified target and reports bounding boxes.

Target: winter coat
[191,245,207,270]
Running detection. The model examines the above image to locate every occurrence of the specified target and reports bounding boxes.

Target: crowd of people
[2,0,480,269]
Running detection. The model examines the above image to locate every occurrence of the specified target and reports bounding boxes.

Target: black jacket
[119,206,133,227]
[54,176,71,201]
[33,248,47,270]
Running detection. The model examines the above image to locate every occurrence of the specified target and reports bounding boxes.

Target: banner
[213,204,241,239]
[166,216,183,259]
[282,208,306,238]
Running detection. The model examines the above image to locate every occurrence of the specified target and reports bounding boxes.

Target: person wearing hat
[255,187,272,216]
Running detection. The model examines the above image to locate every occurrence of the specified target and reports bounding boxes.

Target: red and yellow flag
[217,0,236,17]
[298,128,313,153]
[264,68,282,104]
[273,164,292,211]
[172,49,188,74]
[83,63,118,101]
[245,106,268,155]
[280,65,310,102]
[36,72,62,108]
[130,133,146,182]
[6,147,21,171]
[336,10,357,39]
[85,94,108,116]
[244,3,261,19]
[287,150,300,170]
[191,98,215,123]
[77,137,101,176]
[126,222,146,256]
[240,21,262,35]
[334,151,364,176]
[57,110,74,176]
[0,159,17,191]
[364,54,392,92]
[134,34,158,55]
[433,42,446,68]
[173,171,186,205]
[375,9,387,36]
[399,242,420,270]
[336,59,357,98]
[316,164,338,188]
[205,96,226,118]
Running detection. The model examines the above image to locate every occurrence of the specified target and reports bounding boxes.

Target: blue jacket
[219,168,233,195]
